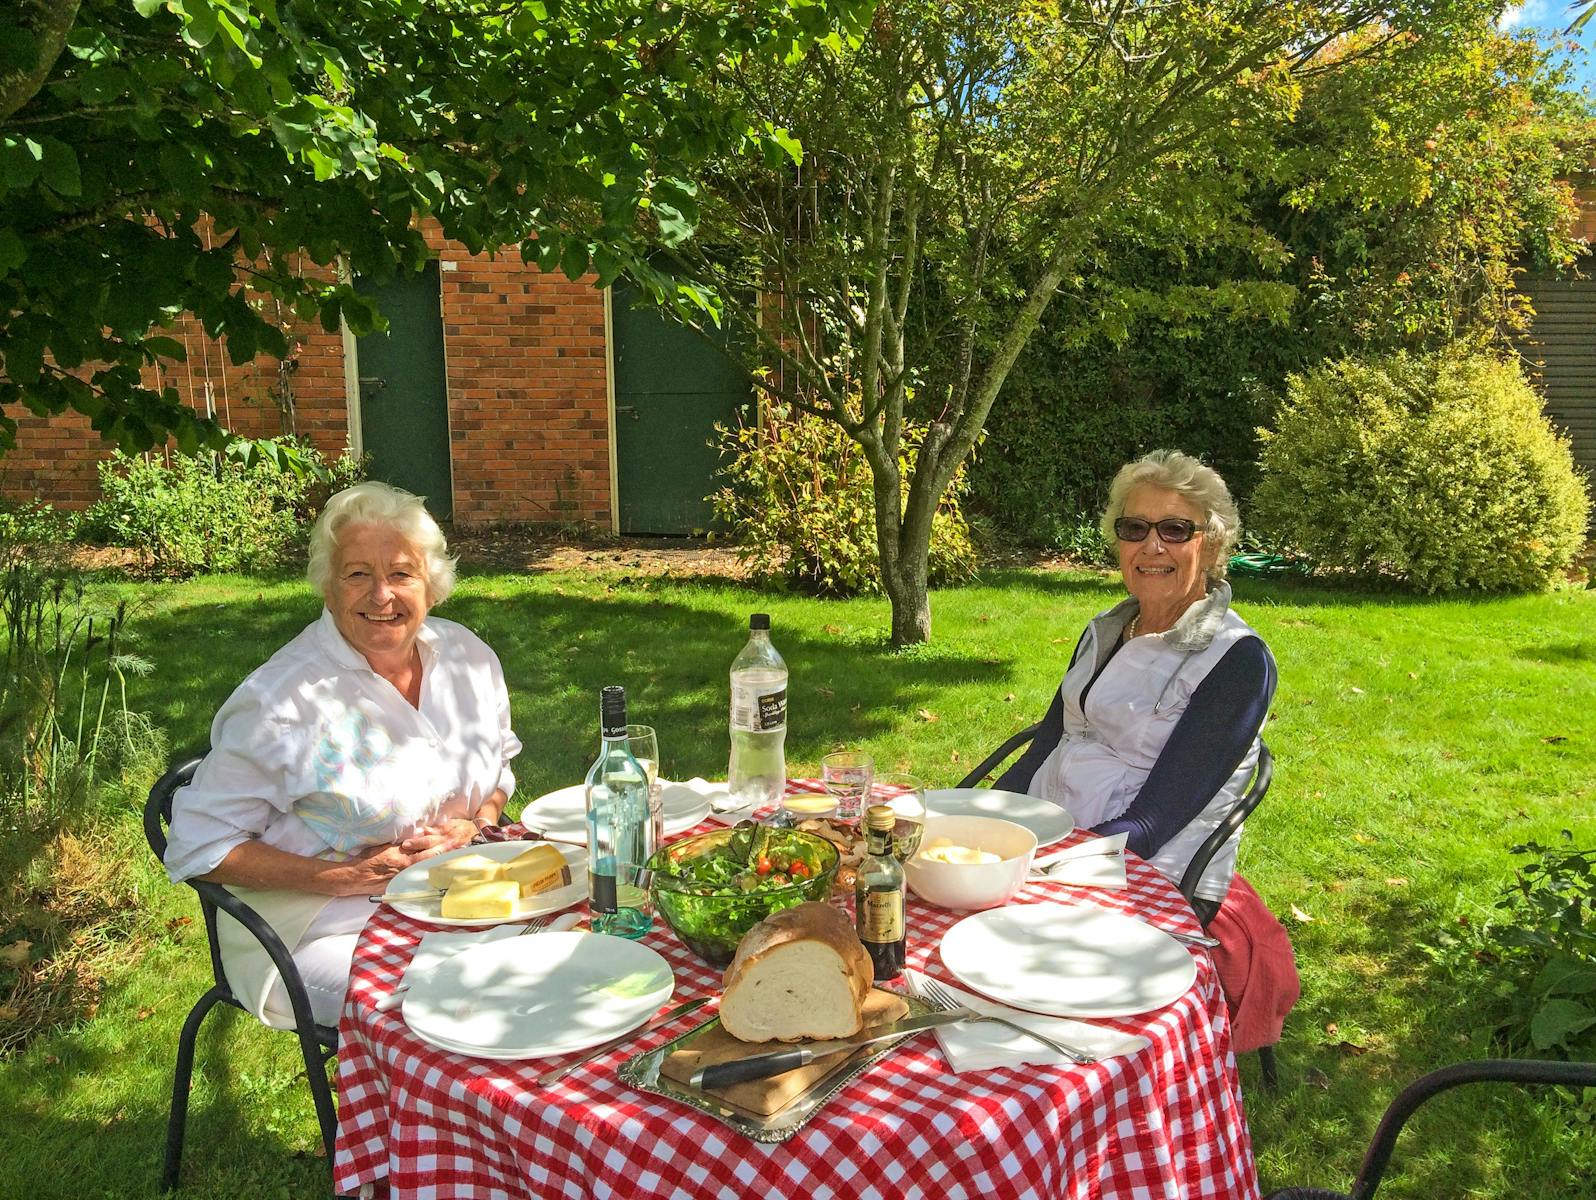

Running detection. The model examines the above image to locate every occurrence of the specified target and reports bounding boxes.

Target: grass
[2,561,1594,1198]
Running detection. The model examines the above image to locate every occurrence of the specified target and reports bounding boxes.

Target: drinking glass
[820,750,874,822]
[873,772,926,861]
[625,724,664,846]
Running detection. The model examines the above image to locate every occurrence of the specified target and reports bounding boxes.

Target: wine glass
[625,724,663,845]
[820,750,875,822]
[873,772,926,861]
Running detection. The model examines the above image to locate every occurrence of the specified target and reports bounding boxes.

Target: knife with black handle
[691,1009,972,1091]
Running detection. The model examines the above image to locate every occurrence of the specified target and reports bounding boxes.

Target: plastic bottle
[727,613,788,809]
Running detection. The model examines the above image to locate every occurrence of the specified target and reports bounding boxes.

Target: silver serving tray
[617,993,930,1144]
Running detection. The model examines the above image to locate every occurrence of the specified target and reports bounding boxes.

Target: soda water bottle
[584,685,654,938]
[727,613,788,810]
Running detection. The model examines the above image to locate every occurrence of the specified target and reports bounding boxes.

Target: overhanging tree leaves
[0,0,870,458]
[661,0,1526,646]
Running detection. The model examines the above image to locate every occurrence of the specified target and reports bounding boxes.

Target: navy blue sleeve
[1092,636,1276,859]
[993,629,1088,793]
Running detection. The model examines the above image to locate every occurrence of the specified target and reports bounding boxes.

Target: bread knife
[691,1009,972,1090]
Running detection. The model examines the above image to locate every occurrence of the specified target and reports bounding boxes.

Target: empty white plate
[403,931,673,1059]
[940,903,1197,1018]
[925,788,1074,848]
[525,780,715,842]
[383,841,587,927]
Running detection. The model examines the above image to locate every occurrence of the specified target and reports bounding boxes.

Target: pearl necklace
[1126,612,1141,638]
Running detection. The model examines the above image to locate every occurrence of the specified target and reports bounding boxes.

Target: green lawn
[3,562,1594,1199]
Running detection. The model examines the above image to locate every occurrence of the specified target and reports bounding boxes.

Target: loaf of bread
[718,901,872,1043]
[427,852,506,891]
[501,844,571,898]
[440,878,519,919]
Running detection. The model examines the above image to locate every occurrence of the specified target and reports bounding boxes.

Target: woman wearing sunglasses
[995,449,1276,921]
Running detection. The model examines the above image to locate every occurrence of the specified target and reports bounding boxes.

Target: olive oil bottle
[855,804,907,980]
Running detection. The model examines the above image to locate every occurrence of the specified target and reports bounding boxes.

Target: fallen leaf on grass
[1352,832,1377,845]
[1332,1040,1369,1056]
[815,686,835,700]
[977,615,991,624]
[1304,1068,1331,1090]
[0,941,32,968]
[1003,692,1016,703]
[823,624,844,635]
[136,1007,155,1021]
[0,1004,19,1022]
[1290,904,1315,923]
[950,751,961,763]
[1385,877,1409,887]
[1349,686,1365,695]
[166,917,192,934]
[1408,672,1419,680]
[917,709,939,723]
[1541,735,1568,744]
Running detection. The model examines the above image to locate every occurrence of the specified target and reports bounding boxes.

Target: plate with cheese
[382,840,587,926]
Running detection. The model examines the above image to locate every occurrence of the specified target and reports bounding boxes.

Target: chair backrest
[1267,1057,1596,1200]
[956,723,1041,789]
[1178,740,1272,911]
[144,754,329,1037]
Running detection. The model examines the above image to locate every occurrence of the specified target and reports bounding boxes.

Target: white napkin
[1030,832,1129,889]
[662,776,739,820]
[904,969,1149,1073]
[377,912,583,1013]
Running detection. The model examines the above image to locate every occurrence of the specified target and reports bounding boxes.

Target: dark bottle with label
[855,803,907,980]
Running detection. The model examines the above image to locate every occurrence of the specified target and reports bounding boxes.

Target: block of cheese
[501,844,572,898]
[427,853,506,892]
[440,878,520,920]
[718,901,872,1043]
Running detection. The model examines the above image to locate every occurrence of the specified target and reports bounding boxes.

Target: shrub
[712,407,978,595]
[83,441,364,576]
[1252,350,1591,592]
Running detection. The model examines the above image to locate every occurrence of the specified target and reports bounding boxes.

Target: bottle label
[857,888,904,942]
[589,870,617,914]
[731,683,787,732]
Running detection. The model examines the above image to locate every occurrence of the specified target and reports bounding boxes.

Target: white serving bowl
[904,815,1037,910]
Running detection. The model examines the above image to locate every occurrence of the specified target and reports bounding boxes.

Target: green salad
[648,824,839,967]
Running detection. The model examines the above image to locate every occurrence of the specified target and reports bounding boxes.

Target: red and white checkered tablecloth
[334,782,1260,1200]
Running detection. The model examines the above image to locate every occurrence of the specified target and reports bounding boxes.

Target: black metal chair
[142,756,340,1191]
[1266,1058,1596,1199]
[960,726,1281,1087]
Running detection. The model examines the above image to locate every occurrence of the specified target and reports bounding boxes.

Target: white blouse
[165,608,521,883]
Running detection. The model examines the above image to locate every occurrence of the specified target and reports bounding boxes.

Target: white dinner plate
[403,931,674,1059]
[524,780,714,842]
[383,840,587,927]
[924,788,1074,848]
[940,903,1197,1018]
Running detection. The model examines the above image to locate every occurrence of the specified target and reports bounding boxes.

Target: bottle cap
[600,685,628,736]
[749,613,770,631]
[865,804,895,832]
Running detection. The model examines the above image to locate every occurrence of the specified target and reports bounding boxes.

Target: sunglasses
[1113,517,1203,544]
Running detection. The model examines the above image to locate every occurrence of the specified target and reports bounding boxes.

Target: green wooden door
[611,284,751,534]
[355,261,453,519]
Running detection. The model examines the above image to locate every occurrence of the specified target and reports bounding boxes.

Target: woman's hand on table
[399,817,479,858]
[334,839,456,896]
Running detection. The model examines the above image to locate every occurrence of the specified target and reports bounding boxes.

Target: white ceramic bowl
[904,815,1037,910]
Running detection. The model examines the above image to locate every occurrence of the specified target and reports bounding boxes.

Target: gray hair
[1100,450,1240,584]
[307,481,458,604]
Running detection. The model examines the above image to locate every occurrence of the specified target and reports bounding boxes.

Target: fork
[918,978,1097,1065]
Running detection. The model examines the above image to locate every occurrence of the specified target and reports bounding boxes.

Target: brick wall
[1,222,612,529]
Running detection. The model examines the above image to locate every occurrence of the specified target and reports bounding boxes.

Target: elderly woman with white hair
[997,450,1277,920]
[163,481,520,1027]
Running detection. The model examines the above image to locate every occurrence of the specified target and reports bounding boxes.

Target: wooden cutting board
[661,988,911,1117]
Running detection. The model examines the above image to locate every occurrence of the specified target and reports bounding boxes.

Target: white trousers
[261,895,372,1028]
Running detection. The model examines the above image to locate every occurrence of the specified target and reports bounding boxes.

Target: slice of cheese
[440,878,520,920]
[427,853,506,891]
[501,844,572,898]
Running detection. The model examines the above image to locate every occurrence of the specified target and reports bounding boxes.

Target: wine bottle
[584,685,655,938]
[855,804,907,980]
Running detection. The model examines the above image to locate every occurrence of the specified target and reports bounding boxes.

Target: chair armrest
[957,723,1041,789]
[1179,741,1272,912]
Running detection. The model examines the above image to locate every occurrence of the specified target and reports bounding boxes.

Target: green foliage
[1424,834,1596,1059]
[83,441,363,576]
[0,0,872,458]
[969,28,1590,546]
[712,407,977,596]
[1252,349,1590,592]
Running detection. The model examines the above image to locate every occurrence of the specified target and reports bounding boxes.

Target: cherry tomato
[790,860,811,879]
[756,856,772,875]
[771,873,790,886]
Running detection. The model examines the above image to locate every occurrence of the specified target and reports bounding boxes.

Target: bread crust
[719,901,872,1042]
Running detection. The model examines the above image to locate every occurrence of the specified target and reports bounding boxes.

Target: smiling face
[1116,484,1216,619]
[326,521,431,668]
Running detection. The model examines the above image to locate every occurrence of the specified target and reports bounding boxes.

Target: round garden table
[332,782,1260,1200]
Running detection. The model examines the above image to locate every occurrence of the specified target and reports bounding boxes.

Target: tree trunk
[882,551,932,647]
[0,1,81,123]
